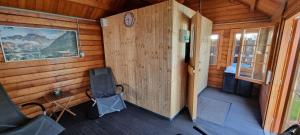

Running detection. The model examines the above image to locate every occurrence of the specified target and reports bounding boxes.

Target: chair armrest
[116,85,124,93]
[0,115,64,135]
[115,85,124,97]
[85,89,93,100]
[20,102,46,115]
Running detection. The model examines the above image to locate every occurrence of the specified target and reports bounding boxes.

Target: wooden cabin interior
[0,0,299,135]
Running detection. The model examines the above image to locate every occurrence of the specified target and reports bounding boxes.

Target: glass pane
[233,33,241,64]
[253,63,267,80]
[255,27,273,65]
[210,34,219,65]
[211,34,219,46]
[210,56,217,65]
[234,46,240,57]
[241,46,255,59]
[244,31,258,46]
[210,46,217,56]
[239,62,253,78]
[254,53,265,64]
[241,56,253,63]
[233,57,238,64]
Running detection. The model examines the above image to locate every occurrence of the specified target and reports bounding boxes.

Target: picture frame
[0,25,79,62]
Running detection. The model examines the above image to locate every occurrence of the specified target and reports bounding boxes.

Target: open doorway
[194,26,275,135]
[284,44,300,129]
[282,18,300,131]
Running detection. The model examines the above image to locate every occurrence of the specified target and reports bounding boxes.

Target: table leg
[53,101,76,116]
[56,97,72,122]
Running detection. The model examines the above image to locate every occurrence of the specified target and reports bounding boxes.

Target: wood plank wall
[103,1,173,118]
[209,22,274,88]
[102,0,200,118]
[0,8,104,117]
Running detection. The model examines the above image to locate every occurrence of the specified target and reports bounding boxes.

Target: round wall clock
[124,12,135,27]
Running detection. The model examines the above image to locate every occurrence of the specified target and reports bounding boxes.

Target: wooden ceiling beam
[140,0,185,4]
[271,0,287,21]
[177,0,185,3]
[237,0,288,21]
[140,0,163,4]
[250,0,257,12]
[237,0,275,16]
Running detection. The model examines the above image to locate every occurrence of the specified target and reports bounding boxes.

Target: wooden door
[264,13,300,133]
[187,12,202,120]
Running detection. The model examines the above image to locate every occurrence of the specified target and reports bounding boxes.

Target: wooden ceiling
[185,0,271,23]
[0,0,127,20]
[144,0,285,17]
[0,0,287,23]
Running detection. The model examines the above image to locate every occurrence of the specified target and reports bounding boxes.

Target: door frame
[282,19,300,129]
[264,12,300,133]
[278,17,300,132]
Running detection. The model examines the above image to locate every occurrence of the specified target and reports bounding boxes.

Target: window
[236,27,274,83]
[233,33,242,64]
[210,34,219,65]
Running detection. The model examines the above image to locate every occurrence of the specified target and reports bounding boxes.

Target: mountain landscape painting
[0,25,79,62]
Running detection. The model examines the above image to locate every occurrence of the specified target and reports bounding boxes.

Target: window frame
[209,30,223,67]
[235,27,274,84]
[228,29,243,66]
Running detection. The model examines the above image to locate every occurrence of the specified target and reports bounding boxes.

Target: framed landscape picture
[0,25,79,62]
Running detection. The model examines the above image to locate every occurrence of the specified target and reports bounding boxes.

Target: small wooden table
[43,91,76,122]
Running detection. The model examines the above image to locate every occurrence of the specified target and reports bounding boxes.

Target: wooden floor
[58,88,264,135]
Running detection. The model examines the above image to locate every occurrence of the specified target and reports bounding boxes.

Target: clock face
[124,12,135,27]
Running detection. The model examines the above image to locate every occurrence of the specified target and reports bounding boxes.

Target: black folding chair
[86,67,126,118]
[281,124,300,135]
[0,84,64,135]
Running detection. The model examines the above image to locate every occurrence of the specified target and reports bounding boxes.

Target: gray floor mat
[197,96,231,125]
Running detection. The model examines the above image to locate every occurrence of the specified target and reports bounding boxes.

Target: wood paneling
[0,8,104,117]
[103,1,172,118]
[102,0,203,118]
[0,0,126,20]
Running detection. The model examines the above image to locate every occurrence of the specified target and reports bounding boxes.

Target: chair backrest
[0,84,27,132]
[89,67,116,98]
